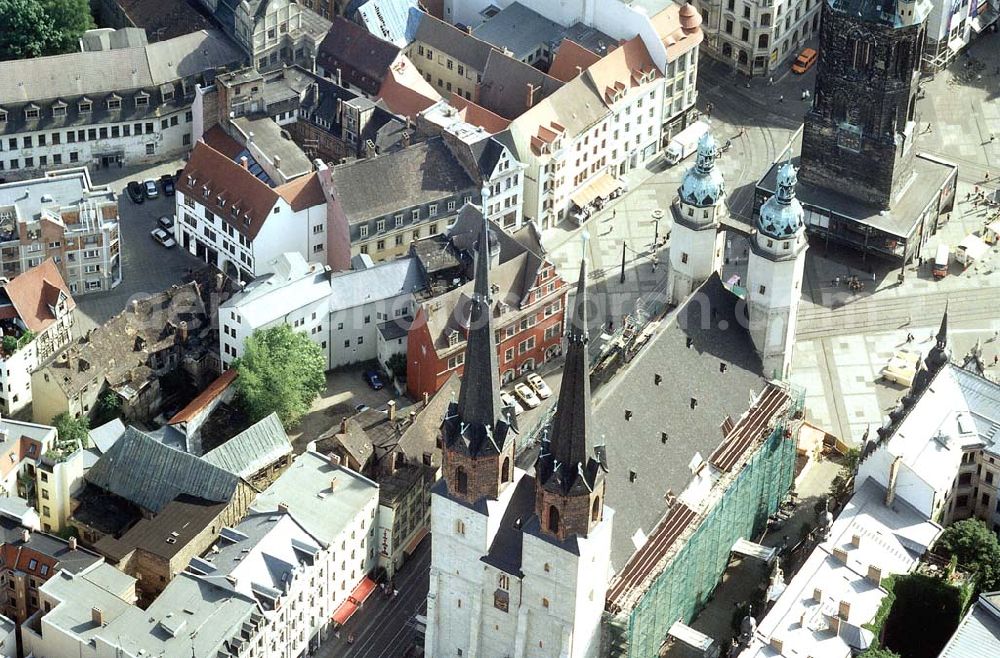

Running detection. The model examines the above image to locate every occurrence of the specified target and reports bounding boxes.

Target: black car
[160,174,175,196]
[363,370,385,391]
[126,181,145,204]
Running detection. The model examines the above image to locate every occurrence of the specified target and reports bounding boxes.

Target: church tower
[439,213,518,506]
[747,162,808,380]
[798,0,930,209]
[667,131,726,305]
[520,256,613,658]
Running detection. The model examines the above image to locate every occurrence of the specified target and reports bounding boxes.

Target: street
[316,535,430,658]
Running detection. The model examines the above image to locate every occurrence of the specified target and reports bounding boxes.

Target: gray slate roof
[329,256,426,311]
[593,273,766,568]
[329,137,476,223]
[471,2,565,60]
[477,50,563,120]
[89,418,126,454]
[0,30,242,104]
[939,593,1000,658]
[412,13,498,72]
[202,413,292,479]
[85,427,243,514]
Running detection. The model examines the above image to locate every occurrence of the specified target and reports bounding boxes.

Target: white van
[664,121,711,165]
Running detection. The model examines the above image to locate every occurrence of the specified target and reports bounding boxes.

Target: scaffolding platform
[731,538,777,563]
[668,621,720,658]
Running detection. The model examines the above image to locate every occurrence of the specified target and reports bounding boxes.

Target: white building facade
[176,142,332,282]
[697,0,822,75]
[218,252,423,371]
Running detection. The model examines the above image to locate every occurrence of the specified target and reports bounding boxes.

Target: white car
[500,391,524,416]
[525,373,552,399]
[150,228,176,248]
[513,382,540,409]
[143,179,159,199]
[158,215,175,230]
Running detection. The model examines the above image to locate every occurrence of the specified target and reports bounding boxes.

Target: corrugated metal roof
[85,427,241,513]
[202,413,292,479]
[939,596,1000,658]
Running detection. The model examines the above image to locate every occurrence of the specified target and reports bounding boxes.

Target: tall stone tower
[747,162,808,380]
[667,131,727,306]
[798,0,930,209]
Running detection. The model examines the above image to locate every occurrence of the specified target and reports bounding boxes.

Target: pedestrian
[991,134,996,143]
[768,75,774,86]
[707,101,714,116]
[779,94,784,103]
[994,354,999,366]
[348,634,355,644]
[986,170,991,181]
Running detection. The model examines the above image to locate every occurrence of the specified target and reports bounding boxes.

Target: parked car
[158,215,175,230]
[525,373,552,399]
[126,181,145,204]
[500,391,524,416]
[143,179,159,199]
[150,228,176,248]
[160,174,176,196]
[513,382,540,409]
[791,48,818,74]
[363,369,385,390]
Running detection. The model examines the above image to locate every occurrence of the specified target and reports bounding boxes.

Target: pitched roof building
[317,17,402,96]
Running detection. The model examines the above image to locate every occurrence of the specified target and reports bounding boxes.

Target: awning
[971,8,998,33]
[404,526,428,555]
[571,173,620,208]
[332,599,359,625]
[349,576,377,606]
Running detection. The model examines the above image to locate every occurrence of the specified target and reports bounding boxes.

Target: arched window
[591,497,601,522]
[547,505,560,534]
[757,34,769,49]
[501,457,511,483]
[455,466,468,495]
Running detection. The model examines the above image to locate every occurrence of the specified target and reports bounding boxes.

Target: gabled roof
[412,12,498,72]
[177,141,280,241]
[328,137,474,223]
[202,413,292,479]
[548,38,602,82]
[376,55,442,118]
[168,369,238,425]
[477,50,564,120]
[0,258,75,333]
[318,17,401,94]
[583,35,659,107]
[85,427,245,514]
[449,95,511,133]
[275,171,327,211]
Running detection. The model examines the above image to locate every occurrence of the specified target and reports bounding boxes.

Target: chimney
[409,410,417,424]
[885,455,902,506]
[274,155,282,170]
[838,600,851,620]
[178,320,189,343]
[277,502,289,514]
[68,536,77,551]
[833,546,849,563]
[387,400,396,421]
[812,587,823,603]
[21,529,29,543]
[575,65,583,77]
[216,272,224,291]
[336,68,342,86]
[330,478,339,491]
[769,637,783,653]
[423,392,429,408]
[829,614,842,635]
[866,564,883,586]
[340,417,348,433]
[247,131,254,144]
[526,83,538,109]
[465,25,473,34]
[131,299,139,313]
[91,607,104,626]
[240,156,248,169]
[851,533,862,548]
[336,98,343,123]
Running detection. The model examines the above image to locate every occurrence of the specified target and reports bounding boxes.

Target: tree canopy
[934,518,1000,590]
[0,0,94,61]
[861,649,902,658]
[52,412,89,448]
[232,324,326,428]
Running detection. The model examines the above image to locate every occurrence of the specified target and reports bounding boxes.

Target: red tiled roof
[2,258,75,333]
[276,172,327,212]
[168,369,238,425]
[202,125,244,160]
[177,142,280,241]
[548,39,603,83]
[377,57,441,119]
[709,384,790,472]
[449,95,510,133]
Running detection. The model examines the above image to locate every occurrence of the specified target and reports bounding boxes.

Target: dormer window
[79,99,92,114]
[51,102,66,118]
[106,95,121,111]
[135,92,149,107]
[0,109,6,123]
[24,104,39,120]
[448,330,459,347]
[162,88,174,102]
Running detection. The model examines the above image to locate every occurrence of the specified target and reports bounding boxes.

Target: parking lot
[75,174,201,331]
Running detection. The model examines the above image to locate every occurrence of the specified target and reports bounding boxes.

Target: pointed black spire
[443,210,514,458]
[925,303,951,372]
[537,257,605,496]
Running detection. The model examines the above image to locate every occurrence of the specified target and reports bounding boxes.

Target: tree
[52,412,89,449]
[92,391,122,426]
[934,518,1000,590]
[0,0,93,61]
[860,649,902,658]
[233,324,325,427]
[386,352,407,380]
[39,0,94,53]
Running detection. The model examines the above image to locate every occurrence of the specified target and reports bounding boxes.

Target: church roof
[757,162,804,240]
[679,131,726,208]
[593,273,766,568]
[536,259,606,497]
